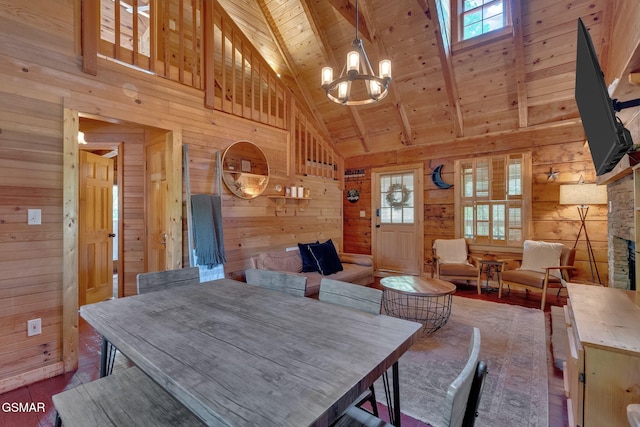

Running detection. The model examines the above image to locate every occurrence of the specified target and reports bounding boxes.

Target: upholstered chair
[498,240,576,310]
[433,239,482,294]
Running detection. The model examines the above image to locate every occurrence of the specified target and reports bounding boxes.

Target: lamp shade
[559,183,607,205]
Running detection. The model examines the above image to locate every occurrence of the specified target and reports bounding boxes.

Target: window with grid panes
[456,152,530,246]
[438,0,512,51]
[460,0,507,40]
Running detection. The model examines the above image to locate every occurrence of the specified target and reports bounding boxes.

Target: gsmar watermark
[2,402,46,413]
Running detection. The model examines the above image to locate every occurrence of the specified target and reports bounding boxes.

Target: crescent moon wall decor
[432,164,453,189]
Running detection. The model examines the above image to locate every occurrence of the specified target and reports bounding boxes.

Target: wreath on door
[385,183,411,208]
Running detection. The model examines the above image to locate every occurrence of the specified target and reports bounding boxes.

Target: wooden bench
[53,366,204,426]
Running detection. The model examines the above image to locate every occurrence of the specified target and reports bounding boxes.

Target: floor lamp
[559,182,608,284]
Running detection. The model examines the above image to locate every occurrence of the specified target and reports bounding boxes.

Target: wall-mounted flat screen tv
[575,18,633,176]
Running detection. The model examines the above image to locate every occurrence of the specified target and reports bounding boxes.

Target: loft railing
[90,0,287,129]
[83,0,339,178]
[293,110,338,180]
[98,0,202,88]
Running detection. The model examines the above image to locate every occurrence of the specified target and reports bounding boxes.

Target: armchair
[433,239,482,294]
[498,240,575,310]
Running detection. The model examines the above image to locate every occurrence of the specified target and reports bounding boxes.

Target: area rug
[377,296,548,427]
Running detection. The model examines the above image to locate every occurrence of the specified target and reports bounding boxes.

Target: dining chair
[137,266,201,294]
[101,267,202,377]
[463,360,488,426]
[319,278,384,417]
[245,268,307,297]
[333,327,486,427]
[319,277,383,315]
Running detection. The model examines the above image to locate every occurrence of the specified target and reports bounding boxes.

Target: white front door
[372,165,424,275]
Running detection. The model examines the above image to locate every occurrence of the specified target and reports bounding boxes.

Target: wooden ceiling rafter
[598,0,614,79]
[423,0,464,137]
[200,0,616,158]
[255,0,333,141]
[325,0,372,43]
[512,0,528,128]
[358,0,413,145]
[300,0,371,152]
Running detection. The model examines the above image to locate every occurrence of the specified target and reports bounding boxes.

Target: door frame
[371,163,424,276]
[62,109,182,372]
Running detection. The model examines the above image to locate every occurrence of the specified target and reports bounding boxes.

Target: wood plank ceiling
[216,0,614,158]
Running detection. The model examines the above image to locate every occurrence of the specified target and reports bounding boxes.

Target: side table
[478,259,503,293]
[380,276,456,334]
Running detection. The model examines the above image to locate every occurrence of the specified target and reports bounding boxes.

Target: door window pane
[380,172,414,224]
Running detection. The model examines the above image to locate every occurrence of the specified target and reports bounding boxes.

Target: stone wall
[607,173,634,288]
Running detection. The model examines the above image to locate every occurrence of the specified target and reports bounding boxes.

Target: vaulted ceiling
[216,0,614,158]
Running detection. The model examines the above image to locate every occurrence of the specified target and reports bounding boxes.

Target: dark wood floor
[0,279,568,427]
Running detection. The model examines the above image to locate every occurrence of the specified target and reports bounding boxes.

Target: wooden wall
[0,0,342,392]
[344,121,608,285]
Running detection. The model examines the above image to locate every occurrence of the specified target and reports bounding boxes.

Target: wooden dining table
[79,278,422,426]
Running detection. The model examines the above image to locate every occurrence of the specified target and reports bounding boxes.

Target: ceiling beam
[598,0,614,80]
[512,0,528,128]
[423,0,464,137]
[301,0,371,152]
[358,0,413,145]
[325,0,372,43]
[256,0,333,140]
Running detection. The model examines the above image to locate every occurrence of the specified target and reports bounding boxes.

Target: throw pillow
[519,240,564,279]
[298,241,320,272]
[308,239,344,276]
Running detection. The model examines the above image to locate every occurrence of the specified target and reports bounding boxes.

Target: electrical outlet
[27,318,41,337]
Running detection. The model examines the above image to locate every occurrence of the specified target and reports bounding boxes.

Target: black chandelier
[320,0,391,106]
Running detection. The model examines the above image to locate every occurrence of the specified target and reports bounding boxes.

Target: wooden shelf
[267,196,311,212]
[223,170,266,179]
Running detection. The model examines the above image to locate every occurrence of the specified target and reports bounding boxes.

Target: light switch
[28,209,41,225]
[360,210,366,218]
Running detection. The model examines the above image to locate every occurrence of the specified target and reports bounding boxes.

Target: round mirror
[222,140,270,199]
